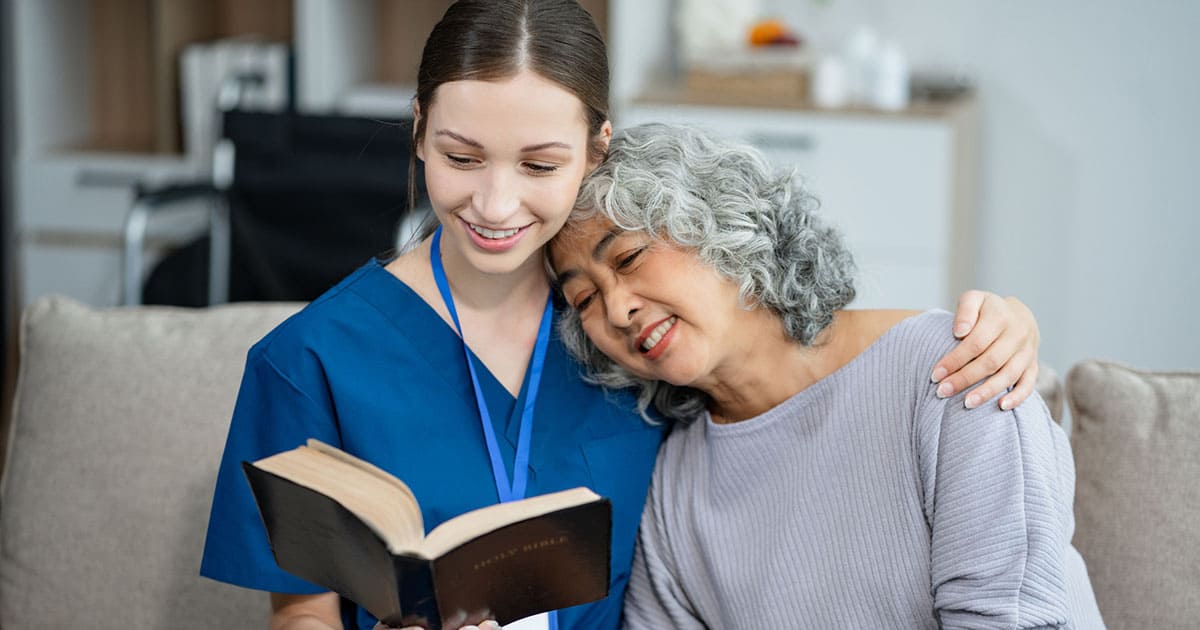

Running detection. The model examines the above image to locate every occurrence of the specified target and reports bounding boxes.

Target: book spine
[242,463,403,622]
[384,556,442,630]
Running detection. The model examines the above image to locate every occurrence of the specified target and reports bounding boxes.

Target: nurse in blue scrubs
[199,2,1045,629]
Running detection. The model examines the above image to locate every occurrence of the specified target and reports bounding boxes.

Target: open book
[242,440,611,629]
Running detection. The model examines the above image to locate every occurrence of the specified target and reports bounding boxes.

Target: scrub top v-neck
[200,260,666,630]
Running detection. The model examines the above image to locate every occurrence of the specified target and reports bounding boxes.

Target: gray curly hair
[549,122,857,423]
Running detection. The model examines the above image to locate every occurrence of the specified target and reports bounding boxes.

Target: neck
[432,234,549,313]
[702,311,847,424]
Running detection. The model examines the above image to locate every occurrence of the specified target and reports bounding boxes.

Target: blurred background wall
[2,0,1197,382]
[760,0,1200,376]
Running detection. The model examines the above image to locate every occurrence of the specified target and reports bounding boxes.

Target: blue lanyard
[430,226,553,505]
[431,228,561,630]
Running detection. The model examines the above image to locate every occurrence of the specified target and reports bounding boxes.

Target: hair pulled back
[413,0,610,179]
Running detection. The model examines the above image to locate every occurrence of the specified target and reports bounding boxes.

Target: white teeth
[641,317,677,351]
[469,223,520,239]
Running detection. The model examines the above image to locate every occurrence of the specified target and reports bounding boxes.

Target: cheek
[583,319,640,372]
[424,162,470,209]
[535,175,587,224]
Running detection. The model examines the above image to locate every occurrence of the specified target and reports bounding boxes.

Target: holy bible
[242,440,611,629]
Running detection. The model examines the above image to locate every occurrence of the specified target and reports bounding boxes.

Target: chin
[464,250,534,275]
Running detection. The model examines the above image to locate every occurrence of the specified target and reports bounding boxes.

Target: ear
[589,120,613,169]
[600,120,613,152]
[412,102,425,162]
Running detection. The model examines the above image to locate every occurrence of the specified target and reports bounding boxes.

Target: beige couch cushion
[1036,364,1064,424]
[1067,359,1200,629]
[1,296,301,629]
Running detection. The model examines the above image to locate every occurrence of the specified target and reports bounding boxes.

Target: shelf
[634,84,976,120]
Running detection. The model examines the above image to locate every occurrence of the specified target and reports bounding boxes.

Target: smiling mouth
[467,222,523,239]
[639,316,678,353]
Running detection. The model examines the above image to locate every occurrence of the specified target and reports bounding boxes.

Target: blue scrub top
[200,261,666,630]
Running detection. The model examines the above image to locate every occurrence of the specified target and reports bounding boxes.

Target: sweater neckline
[702,311,935,437]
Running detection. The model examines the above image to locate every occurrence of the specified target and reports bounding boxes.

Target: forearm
[272,616,340,630]
[270,592,342,630]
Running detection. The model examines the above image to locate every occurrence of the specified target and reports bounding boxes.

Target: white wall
[760,0,1200,374]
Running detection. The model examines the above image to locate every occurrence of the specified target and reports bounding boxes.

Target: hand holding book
[378,619,501,630]
[244,440,612,629]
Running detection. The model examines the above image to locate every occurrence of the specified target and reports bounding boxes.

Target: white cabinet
[619,97,979,310]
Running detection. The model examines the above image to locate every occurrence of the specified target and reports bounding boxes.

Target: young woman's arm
[933,291,1040,410]
[271,592,342,630]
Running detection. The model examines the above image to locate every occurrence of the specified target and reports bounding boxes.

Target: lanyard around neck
[430,226,554,504]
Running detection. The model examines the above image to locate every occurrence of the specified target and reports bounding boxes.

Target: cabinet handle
[746,132,817,152]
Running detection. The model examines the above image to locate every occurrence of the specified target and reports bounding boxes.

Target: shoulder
[879,309,958,356]
[855,309,958,380]
[249,260,415,373]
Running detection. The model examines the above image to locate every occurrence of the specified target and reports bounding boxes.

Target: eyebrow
[434,129,482,148]
[592,227,623,261]
[433,130,572,153]
[553,227,624,288]
[521,140,573,152]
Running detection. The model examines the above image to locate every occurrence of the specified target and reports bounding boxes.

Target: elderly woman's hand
[929,291,1040,411]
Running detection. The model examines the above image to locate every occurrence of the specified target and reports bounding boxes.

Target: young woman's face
[418,70,605,276]
[550,216,748,388]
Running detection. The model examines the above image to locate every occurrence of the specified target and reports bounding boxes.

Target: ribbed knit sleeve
[916,375,1072,628]
[623,463,707,630]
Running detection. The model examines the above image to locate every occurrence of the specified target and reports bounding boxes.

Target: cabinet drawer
[16,154,201,233]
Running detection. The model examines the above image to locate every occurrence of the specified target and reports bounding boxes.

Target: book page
[252,442,426,553]
[421,487,600,559]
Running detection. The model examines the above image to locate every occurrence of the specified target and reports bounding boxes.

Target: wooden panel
[152,0,220,153]
[376,0,455,85]
[90,0,155,152]
[217,0,294,42]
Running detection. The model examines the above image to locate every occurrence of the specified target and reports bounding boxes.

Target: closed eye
[574,293,596,311]
[445,154,477,167]
[524,162,559,174]
[616,247,646,271]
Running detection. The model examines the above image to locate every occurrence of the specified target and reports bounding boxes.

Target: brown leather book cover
[242,446,610,629]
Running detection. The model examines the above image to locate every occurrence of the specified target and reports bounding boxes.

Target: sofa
[0,296,300,628]
[1,296,1196,629]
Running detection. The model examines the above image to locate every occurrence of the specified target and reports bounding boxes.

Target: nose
[603,284,642,329]
[473,166,521,225]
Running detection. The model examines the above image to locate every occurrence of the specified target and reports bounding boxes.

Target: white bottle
[872,42,910,111]
[812,55,849,109]
[843,25,879,105]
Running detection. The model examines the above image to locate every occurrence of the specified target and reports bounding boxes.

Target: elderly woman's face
[550,216,747,387]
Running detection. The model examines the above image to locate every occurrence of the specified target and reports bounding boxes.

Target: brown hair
[408,0,611,213]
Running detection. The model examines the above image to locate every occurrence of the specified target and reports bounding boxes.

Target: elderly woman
[548,123,1104,629]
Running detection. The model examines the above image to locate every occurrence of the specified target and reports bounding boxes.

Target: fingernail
[953,322,971,337]
[965,393,981,409]
[1000,397,1013,411]
[937,381,953,398]
[930,367,947,383]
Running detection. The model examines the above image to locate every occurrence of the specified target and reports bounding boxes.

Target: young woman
[548,123,1103,629]
[200,2,1043,629]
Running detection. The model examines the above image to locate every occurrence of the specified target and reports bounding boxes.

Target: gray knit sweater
[623,311,1104,629]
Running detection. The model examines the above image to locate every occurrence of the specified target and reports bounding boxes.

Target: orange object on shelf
[749,19,788,46]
